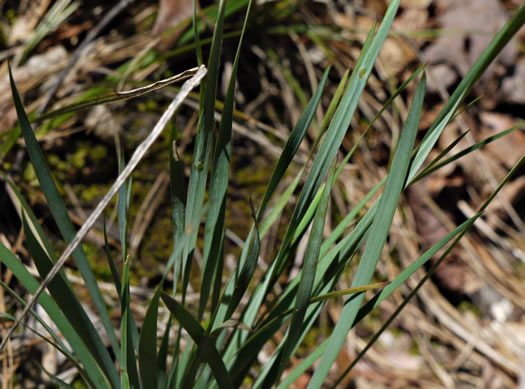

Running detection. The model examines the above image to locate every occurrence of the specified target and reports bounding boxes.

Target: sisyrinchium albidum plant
[1,0,524,388]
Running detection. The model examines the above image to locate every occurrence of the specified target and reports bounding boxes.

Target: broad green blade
[211,67,330,333]
[334,154,525,386]
[308,72,425,388]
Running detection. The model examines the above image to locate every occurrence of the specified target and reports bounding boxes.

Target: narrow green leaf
[161,294,234,389]
[308,71,424,388]
[412,124,524,183]
[408,3,525,183]
[138,287,162,389]
[199,0,255,319]
[8,64,122,365]
[0,280,95,388]
[274,165,336,384]
[22,213,119,388]
[211,67,330,331]
[182,0,228,304]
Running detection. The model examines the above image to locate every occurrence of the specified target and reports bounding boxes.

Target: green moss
[458,300,480,316]
[90,144,108,161]
[80,185,106,202]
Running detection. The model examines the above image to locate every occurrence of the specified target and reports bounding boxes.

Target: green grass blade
[236,2,398,359]
[259,67,331,219]
[182,0,228,302]
[193,0,203,65]
[116,159,140,352]
[0,280,98,388]
[138,287,162,389]
[2,64,206,358]
[268,1,398,294]
[408,4,525,183]
[223,210,260,321]
[411,129,470,182]
[22,212,119,388]
[119,254,141,389]
[167,122,187,310]
[199,0,255,319]
[273,165,336,384]
[103,219,122,295]
[7,64,121,361]
[308,72,425,388]
[335,155,525,385]
[210,67,330,332]
[0,181,108,387]
[412,124,524,183]
[161,294,234,389]
[17,0,79,65]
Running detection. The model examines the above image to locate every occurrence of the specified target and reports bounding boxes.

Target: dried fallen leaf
[424,0,516,89]
[152,0,197,51]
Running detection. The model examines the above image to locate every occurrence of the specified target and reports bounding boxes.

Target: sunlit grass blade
[7,64,121,360]
[237,3,399,362]
[411,129,470,182]
[408,3,525,183]
[308,72,425,388]
[267,1,398,299]
[161,294,234,389]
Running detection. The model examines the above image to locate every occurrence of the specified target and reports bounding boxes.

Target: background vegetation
[0,0,524,387]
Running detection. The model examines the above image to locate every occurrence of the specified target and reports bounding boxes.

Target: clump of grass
[1,1,524,388]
